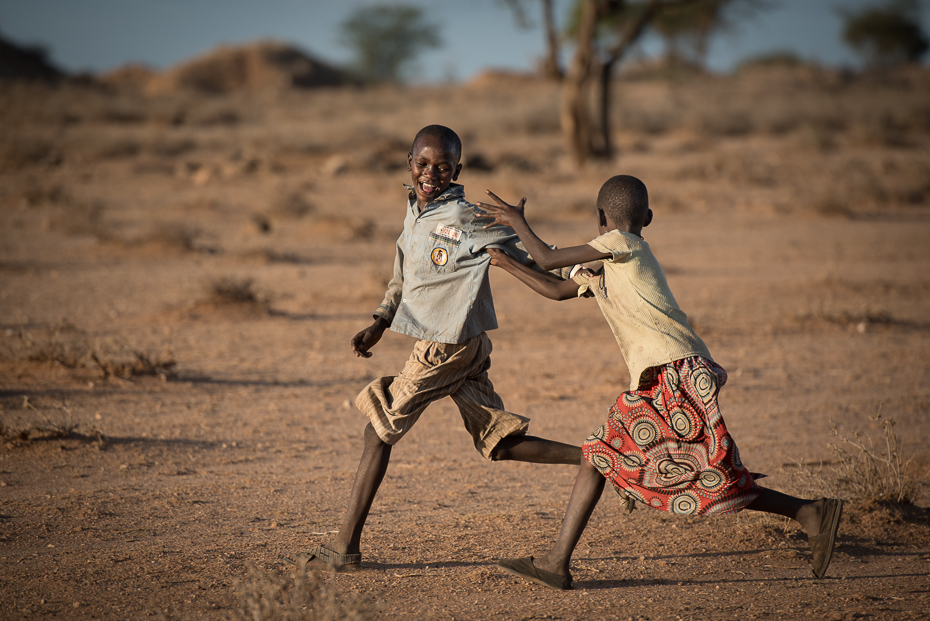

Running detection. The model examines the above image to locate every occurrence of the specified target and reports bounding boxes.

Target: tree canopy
[840,0,929,67]
[340,5,441,84]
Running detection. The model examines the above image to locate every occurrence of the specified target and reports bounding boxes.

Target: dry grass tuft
[824,411,923,506]
[207,276,265,307]
[231,564,373,621]
[90,348,178,380]
[1,398,105,448]
[0,133,63,170]
[11,179,71,208]
[5,320,87,368]
[0,321,177,380]
[795,309,903,333]
[810,194,852,218]
[270,192,316,219]
[134,223,204,252]
[785,411,924,508]
[57,200,121,242]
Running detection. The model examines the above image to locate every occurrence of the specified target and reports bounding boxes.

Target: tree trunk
[598,57,619,159]
[560,0,599,167]
[541,0,563,80]
[563,0,700,167]
[595,0,669,162]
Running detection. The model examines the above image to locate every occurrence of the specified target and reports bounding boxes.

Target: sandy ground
[1,70,930,620]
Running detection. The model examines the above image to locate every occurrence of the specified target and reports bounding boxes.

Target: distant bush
[738,50,807,70]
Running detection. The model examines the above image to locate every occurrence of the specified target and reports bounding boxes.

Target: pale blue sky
[1,0,927,81]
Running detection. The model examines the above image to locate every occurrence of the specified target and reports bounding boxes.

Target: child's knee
[488,442,507,461]
[363,423,391,447]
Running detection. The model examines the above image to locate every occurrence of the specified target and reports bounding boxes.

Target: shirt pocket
[426,225,463,273]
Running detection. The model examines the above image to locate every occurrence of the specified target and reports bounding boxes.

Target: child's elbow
[544,284,577,301]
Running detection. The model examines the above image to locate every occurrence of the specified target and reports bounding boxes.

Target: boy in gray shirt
[289,125,582,571]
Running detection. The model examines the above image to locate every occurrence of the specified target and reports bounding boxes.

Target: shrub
[787,411,924,507]
[824,411,923,505]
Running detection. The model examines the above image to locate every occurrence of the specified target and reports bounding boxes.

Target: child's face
[408,136,461,209]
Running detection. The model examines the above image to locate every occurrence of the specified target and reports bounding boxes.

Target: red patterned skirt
[582,357,762,516]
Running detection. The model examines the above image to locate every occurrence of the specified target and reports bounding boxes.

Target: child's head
[408,125,463,208]
[596,175,652,233]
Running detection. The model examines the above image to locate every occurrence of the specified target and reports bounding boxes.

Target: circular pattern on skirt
[588,425,607,442]
[630,418,660,447]
[669,407,692,438]
[590,453,612,472]
[665,364,681,393]
[732,443,743,468]
[657,457,694,478]
[619,451,644,472]
[698,467,725,491]
[691,367,717,404]
[651,391,666,413]
[670,492,700,515]
[621,393,646,407]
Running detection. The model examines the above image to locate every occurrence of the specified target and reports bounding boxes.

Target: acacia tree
[562,0,689,166]
[500,0,564,79]
[839,0,928,68]
[652,0,765,69]
[340,5,440,84]
[561,0,765,166]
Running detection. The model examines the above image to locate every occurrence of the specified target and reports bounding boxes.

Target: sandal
[497,556,573,590]
[810,498,843,579]
[284,544,361,572]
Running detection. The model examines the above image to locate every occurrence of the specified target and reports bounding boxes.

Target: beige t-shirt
[578,229,712,390]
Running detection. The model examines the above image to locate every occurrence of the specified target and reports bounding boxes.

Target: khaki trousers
[355,333,529,459]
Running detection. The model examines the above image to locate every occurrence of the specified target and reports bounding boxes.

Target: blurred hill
[2,35,348,93]
[100,40,347,94]
[0,34,64,82]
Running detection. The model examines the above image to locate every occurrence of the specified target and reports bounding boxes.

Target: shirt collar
[404,183,465,209]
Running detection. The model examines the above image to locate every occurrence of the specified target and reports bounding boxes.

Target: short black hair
[411,125,462,162]
[597,175,649,227]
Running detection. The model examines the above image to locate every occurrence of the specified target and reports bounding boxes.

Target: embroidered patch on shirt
[430,247,449,266]
[429,224,463,246]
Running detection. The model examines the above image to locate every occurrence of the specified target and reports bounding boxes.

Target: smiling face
[407,135,462,209]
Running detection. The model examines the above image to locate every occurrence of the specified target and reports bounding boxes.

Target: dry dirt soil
[2,68,930,620]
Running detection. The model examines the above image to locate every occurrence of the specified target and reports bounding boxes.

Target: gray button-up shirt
[374,183,571,345]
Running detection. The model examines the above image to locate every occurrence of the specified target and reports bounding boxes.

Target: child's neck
[603,224,643,239]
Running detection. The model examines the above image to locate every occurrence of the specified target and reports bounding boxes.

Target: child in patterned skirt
[476,175,843,590]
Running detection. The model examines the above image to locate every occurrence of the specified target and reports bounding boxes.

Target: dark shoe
[284,545,361,572]
[810,498,843,579]
[497,556,573,590]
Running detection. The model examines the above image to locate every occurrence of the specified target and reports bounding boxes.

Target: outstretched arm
[489,249,584,301]
[476,191,609,271]
[352,230,404,358]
